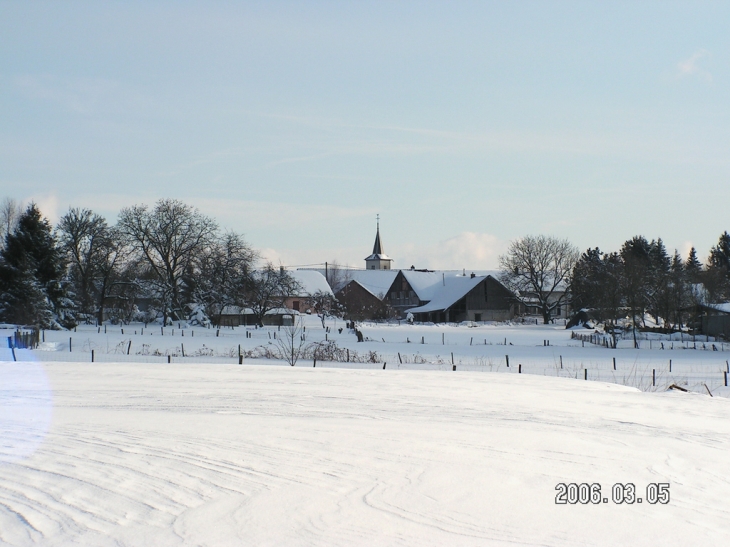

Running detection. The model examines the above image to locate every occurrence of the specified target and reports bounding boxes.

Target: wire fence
[3,345,729,396]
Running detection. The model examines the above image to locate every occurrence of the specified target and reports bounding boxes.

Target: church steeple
[365,215,393,270]
[372,215,384,255]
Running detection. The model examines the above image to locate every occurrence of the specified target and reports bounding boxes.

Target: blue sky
[1,1,728,269]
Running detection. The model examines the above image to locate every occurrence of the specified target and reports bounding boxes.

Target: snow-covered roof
[299,268,398,299]
[289,270,333,297]
[706,303,730,314]
[399,270,500,302]
[405,275,486,314]
[342,270,398,299]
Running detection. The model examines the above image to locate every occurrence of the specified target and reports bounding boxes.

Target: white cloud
[676,49,712,82]
[394,232,507,270]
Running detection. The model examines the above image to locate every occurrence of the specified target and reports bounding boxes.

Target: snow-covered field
[4,319,730,395]
[2,321,730,545]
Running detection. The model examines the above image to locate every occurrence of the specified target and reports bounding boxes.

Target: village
[3,3,730,545]
[215,221,540,328]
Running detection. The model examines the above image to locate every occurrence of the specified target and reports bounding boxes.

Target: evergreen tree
[571,248,604,312]
[571,248,624,340]
[620,236,653,345]
[685,247,702,282]
[0,203,70,327]
[663,250,688,330]
[0,261,53,326]
[647,238,670,326]
[709,231,730,276]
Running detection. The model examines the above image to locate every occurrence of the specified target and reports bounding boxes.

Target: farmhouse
[385,269,516,323]
[285,270,333,313]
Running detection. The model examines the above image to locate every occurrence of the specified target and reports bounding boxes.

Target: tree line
[500,232,730,342]
[3,195,729,332]
[570,234,730,341]
[0,198,303,329]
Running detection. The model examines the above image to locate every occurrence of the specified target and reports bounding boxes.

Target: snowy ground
[3,318,729,395]
[3,320,730,545]
[2,358,730,546]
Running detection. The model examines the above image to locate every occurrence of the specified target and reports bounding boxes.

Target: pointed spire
[365,214,392,269]
[372,214,384,255]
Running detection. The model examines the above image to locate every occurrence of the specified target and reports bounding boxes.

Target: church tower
[365,215,393,270]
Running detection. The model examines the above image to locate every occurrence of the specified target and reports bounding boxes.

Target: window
[292,301,300,311]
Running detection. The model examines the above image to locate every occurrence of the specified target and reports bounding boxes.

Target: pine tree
[685,247,702,281]
[0,203,70,327]
[709,231,730,274]
[0,261,53,327]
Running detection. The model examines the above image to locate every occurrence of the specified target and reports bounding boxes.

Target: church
[334,219,518,323]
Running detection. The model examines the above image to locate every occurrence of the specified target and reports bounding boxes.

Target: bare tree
[0,197,22,250]
[273,317,308,366]
[499,235,579,324]
[324,260,351,293]
[245,264,301,327]
[192,231,258,323]
[118,199,218,325]
[58,208,130,324]
[307,290,343,327]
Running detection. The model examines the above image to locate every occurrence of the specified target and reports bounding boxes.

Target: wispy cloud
[10,74,152,117]
[676,49,712,82]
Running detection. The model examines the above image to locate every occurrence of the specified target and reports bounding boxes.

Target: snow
[707,302,730,314]
[1,357,729,546]
[405,274,484,313]
[289,270,333,296]
[2,321,730,545]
